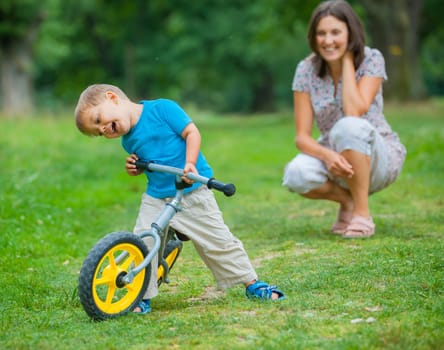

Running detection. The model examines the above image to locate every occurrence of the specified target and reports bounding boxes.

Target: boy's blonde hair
[75,84,130,134]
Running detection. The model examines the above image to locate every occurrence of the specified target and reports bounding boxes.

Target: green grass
[1,100,443,350]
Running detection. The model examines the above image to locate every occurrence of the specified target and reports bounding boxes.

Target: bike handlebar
[134,160,236,197]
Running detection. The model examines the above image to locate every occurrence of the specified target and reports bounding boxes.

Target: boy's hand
[125,154,144,176]
[182,162,197,184]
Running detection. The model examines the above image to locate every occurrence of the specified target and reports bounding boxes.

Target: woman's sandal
[342,216,375,239]
[133,299,151,315]
[246,280,285,301]
[331,209,353,235]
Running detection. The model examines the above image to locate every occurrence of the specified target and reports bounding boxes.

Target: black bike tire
[158,239,183,286]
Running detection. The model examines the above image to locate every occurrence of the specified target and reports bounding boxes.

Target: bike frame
[120,161,235,286]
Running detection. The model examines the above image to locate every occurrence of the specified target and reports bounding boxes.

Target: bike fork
[122,186,184,285]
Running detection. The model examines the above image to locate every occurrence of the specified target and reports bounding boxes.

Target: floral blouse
[292,46,406,181]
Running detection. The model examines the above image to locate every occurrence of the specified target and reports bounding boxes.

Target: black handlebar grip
[134,160,149,170]
[207,178,236,197]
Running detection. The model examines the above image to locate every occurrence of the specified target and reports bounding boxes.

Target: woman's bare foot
[331,202,354,234]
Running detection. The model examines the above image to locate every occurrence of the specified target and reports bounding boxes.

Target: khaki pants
[133,186,257,299]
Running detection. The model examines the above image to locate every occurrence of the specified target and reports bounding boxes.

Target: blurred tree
[358,0,426,100]
[4,0,441,116]
[33,0,317,113]
[35,0,133,105]
[0,0,44,114]
[419,0,444,95]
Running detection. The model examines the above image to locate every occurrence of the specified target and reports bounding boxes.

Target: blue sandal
[246,280,285,301]
[133,299,151,314]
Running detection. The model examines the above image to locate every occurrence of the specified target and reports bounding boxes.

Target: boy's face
[81,92,132,138]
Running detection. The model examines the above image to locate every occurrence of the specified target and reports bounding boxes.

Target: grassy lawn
[0,100,443,349]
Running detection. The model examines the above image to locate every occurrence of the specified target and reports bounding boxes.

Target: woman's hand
[341,50,383,116]
[342,50,354,66]
[325,150,354,178]
[125,154,144,176]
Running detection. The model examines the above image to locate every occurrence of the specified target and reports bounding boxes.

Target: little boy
[75,84,284,314]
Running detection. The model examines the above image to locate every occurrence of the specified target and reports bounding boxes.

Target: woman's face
[315,15,349,64]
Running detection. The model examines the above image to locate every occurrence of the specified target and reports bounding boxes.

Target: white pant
[133,186,257,299]
[283,117,391,194]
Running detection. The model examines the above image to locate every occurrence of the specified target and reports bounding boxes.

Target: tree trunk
[124,44,136,99]
[1,45,34,115]
[359,0,426,100]
[0,15,42,116]
[251,68,275,112]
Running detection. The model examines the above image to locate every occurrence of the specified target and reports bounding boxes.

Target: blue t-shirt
[122,99,213,198]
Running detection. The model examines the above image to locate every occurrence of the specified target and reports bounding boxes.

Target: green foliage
[421,27,444,95]
[32,0,317,111]
[0,101,443,349]
[0,0,43,46]
[2,0,444,112]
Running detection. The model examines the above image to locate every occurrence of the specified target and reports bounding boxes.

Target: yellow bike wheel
[79,232,150,321]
